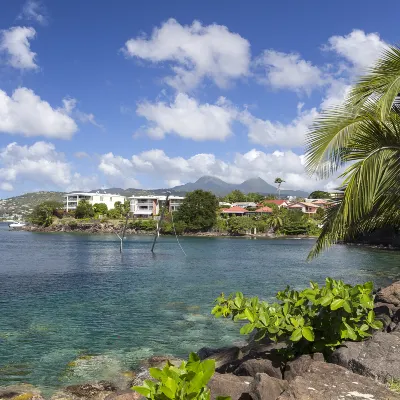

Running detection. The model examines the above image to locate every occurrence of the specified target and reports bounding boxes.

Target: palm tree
[274,177,285,199]
[306,45,400,259]
[268,213,283,231]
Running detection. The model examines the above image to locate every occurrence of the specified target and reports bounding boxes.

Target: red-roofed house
[221,206,248,216]
[255,206,273,214]
[260,199,289,209]
[288,202,320,215]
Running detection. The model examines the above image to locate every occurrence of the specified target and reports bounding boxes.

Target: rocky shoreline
[2,282,400,400]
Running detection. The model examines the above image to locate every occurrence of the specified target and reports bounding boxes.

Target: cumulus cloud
[256,50,325,92]
[239,103,319,148]
[62,98,103,130]
[17,0,48,25]
[98,148,339,192]
[0,26,38,70]
[0,88,78,139]
[326,29,388,73]
[122,18,250,91]
[136,93,236,141]
[0,141,72,191]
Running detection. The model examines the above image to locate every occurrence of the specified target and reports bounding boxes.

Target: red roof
[264,200,287,205]
[221,206,247,213]
[255,206,273,213]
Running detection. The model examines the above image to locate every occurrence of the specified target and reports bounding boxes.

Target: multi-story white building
[63,192,127,212]
[129,195,185,218]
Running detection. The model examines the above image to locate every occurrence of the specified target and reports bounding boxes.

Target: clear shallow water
[0,223,400,392]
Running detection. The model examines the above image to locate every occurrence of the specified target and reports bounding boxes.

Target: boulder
[197,346,247,373]
[0,385,44,400]
[104,390,142,400]
[234,358,282,380]
[276,361,399,399]
[208,373,253,400]
[62,382,117,399]
[375,281,400,307]
[330,331,400,382]
[374,302,397,318]
[283,353,325,382]
[249,373,288,400]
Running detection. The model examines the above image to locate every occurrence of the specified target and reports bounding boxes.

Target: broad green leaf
[343,300,352,313]
[320,293,334,307]
[149,367,164,381]
[132,387,151,397]
[290,317,299,328]
[244,308,255,323]
[290,328,302,342]
[189,352,200,362]
[331,299,345,310]
[240,323,255,335]
[283,302,289,316]
[302,326,315,342]
[367,310,375,324]
[216,397,232,400]
[160,386,174,399]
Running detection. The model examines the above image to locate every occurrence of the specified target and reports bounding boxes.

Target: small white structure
[231,202,257,208]
[63,192,127,212]
[129,195,185,218]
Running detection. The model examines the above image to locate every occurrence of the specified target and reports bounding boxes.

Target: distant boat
[8,221,26,229]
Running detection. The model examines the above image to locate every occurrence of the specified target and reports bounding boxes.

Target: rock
[393,308,400,324]
[208,373,253,400]
[198,346,246,373]
[140,355,184,369]
[330,331,400,383]
[0,386,44,400]
[249,373,288,400]
[104,390,142,400]
[234,358,282,380]
[276,361,399,399]
[375,281,400,307]
[63,382,117,399]
[374,302,397,318]
[283,353,325,382]
[376,313,392,331]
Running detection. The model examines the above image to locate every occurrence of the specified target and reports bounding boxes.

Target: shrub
[68,220,78,229]
[107,208,121,219]
[132,352,229,400]
[93,203,108,215]
[75,200,95,219]
[212,278,382,357]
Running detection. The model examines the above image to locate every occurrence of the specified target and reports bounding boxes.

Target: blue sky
[0,0,397,197]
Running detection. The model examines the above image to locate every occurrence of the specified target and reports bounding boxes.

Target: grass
[388,378,400,393]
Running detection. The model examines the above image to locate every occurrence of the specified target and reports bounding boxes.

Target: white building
[129,195,185,218]
[63,192,127,212]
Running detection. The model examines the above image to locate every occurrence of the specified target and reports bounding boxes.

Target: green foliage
[128,219,157,231]
[212,279,382,357]
[68,220,78,229]
[132,352,230,400]
[264,194,278,200]
[107,208,121,219]
[224,190,247,203]
[227,216,253,235]
[245,193,265,203]
[113,200,130,216]
[315,207,325,220]
[309,191,331,199]
[29,203,54,227]
[93,203,108,215]
[75,200,95,219]
[263,202,279,212]
[175,190,218,232]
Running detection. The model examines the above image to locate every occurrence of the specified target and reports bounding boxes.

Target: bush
[75,200,95,219]
[132,352,228,400]
[107,208,121,219]
[68,220,78,229]
[93,203,108,215]
[212,278,382,357]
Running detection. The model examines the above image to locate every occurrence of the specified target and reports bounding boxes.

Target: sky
[0,0,397,198]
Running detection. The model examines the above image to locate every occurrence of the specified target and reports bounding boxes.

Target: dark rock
[198,346,240,361]
[283,353,324,382]
[330,331,400,382]
[200,347,245,373]
[234,358,282,380]
[208,373,253,400]
[374,302,396,318]
[276,361,399,399]
[376,313,392,331]
[0,385,44,400]
[249,373,288,400]
[393,308,400,324]
[65,382,117,399]
[104,390,142,400]
[140,355,183,369]
[375,281,400,306]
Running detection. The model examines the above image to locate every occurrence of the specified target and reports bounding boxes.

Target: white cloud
[0,26,38,70]
[62,98,103,130]
[239,103,319,148]
[320,79,352,110]
[326,29,388,73]
[98,148,339,192]
[74,151,89,159]
[0,141,72,191]
[0,88,78,139]
[136,93,236,141]
[0,182,13,191]
[256,50,324,92]
[18,0,48,25]
[122,18,250,91]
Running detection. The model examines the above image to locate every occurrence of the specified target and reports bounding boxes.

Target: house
[129,195,185,218]
[310,199,331,209]
[288,202,320,215]
[219,202,232,208]
[221,206,248,216]
[260,200,289,209]
[254,206,273,215]
[63,192,127,212]
[231,202,257,208]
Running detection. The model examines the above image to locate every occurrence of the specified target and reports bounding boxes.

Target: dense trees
[75,200,95,219]
[175,190,218,232]
[306,45,400,258]
[308,190,330,199]
[223,191,266,204]
[93,203,108,215]
[29,201,63,226]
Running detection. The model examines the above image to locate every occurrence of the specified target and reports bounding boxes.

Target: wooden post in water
[116,209,130,253]
[151,192,170,253]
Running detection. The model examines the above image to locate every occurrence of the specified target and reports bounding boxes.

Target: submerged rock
[0,385,44,400]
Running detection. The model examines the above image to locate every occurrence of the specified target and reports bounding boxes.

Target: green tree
[224,190,246,203]
[75,200,94,219]
[306,45,400,258]
[309,190,331,199]
[315,207,325,220]
[107,208,121,219]
[267,213,283,231]
[245,192,265,203]
[29,203,54,227]
[227,216,254,235]
[93,203,108,215]
[175,190,218,232]
[264,194,278,200]
[274,177,285,199]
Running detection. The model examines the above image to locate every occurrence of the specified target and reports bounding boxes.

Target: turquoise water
[1,223,400,392]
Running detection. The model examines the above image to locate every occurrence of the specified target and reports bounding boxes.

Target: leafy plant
[212,278,383,357]
[132,352,230,400]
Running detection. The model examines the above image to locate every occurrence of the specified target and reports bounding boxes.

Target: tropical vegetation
[306,45,400,258]
[212,278,382,358]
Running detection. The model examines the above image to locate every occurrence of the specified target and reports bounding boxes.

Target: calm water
[1,223,400,392]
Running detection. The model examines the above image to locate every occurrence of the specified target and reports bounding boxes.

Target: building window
[100,196,103,201]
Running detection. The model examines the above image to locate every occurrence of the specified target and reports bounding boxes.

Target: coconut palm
[274,177,285,199]
[306,45,400,259]
[268,211,283,231]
